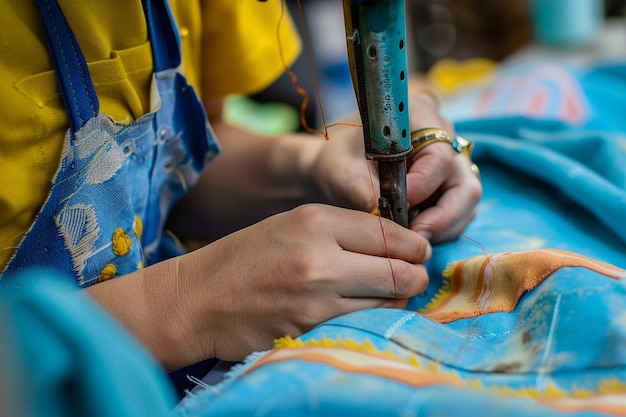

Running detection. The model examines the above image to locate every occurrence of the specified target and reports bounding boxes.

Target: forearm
[86,123,326,370]
[84,257,205,371]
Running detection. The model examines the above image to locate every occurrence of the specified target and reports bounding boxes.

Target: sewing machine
[342,0,412,227]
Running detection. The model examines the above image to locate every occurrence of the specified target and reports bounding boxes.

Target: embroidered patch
[420,248,626,323]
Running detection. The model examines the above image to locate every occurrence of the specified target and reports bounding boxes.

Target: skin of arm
[86,98,434,371]
[85,91,480,372]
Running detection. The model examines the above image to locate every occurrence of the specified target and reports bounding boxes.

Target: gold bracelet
[410,128,452,154]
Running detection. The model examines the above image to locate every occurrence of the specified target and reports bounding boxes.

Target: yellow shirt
[0,0,301,270]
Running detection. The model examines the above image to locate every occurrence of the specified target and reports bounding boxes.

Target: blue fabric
[35,0,99,132]
[0,269,175,417]
[1,0,220,287]
[174,60,626,416]
[142,0,181,71]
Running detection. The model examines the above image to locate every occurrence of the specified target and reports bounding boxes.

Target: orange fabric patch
[420,249,626,323]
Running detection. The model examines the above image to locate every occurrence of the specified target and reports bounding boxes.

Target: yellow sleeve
[0,1,152,272]
[198,0,302,97]
[0,0,301,271]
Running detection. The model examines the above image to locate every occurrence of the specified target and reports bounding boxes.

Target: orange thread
[279,1,492,305]
[277,1,363,139]
[277,0,328,139]
[367,160,399,298]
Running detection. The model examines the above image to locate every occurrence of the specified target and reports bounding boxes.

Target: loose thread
[278,1,363,139]
[293,0,329,136]
[366,160,399,298]
[279,0,494,310]
[409,220,497,367]
[276,0,328,140]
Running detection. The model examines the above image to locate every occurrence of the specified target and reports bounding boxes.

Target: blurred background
[226,0,626,134]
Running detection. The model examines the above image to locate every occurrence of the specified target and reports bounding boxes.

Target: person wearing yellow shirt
[0,0,481,381]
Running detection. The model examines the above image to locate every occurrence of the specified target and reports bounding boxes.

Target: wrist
[86,258,210,371]
[145,256,213,370]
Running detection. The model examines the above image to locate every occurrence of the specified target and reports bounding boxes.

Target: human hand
[309,91,482,243]
[405,91,482,243]
[180,204,430,362]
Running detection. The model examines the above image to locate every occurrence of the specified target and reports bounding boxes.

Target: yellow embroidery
[274,336,420,368]
[112,228,131,256]
[134,215,143,238]
[420,266,455,312]
[269,336,626,413]
[98,263,117,282]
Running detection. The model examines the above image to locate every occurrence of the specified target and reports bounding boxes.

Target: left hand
[405,91,482,243]
[309,90,482,243]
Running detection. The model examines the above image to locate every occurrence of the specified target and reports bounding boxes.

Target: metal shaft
[342,0,411,228]
[378,158,409,227]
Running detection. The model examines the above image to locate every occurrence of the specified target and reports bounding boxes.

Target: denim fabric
[1,0,219,287]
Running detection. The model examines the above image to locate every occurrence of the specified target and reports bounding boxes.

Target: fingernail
[424,241,432,261]
[417,230,432,241]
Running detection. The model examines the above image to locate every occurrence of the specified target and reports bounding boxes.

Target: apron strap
[35,0,99,133]
[142,0,182,72]
[35,0,182,133]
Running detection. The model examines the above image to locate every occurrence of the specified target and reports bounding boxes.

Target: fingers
[319,206,430,300]
[289,205,430,300]
[406,141,456,206]
[413,205,477,243]
[332,251,429,299]
[404,90,482,242]
[311,128,380,212]
[330,206,431,262]
[409,156,482,241]
[405,90,459,207]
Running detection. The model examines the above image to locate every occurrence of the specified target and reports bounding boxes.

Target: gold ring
[452,136,480,178]
[470,163,481,177]
[410,128,452,154]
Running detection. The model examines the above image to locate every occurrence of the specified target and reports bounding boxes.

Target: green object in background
[224,95,301,135]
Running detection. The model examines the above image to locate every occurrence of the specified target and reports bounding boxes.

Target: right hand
[179,203,431,362]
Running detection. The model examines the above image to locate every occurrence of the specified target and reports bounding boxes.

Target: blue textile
[0,269,176,417]
[4,32,626,417]
[174,60,626,416]
[34,0,99,131]
[0,0,219,287]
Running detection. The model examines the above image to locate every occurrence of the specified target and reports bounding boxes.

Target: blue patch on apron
[1,0,220,287]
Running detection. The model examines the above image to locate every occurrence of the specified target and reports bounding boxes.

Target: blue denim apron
[1,0,219,287]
